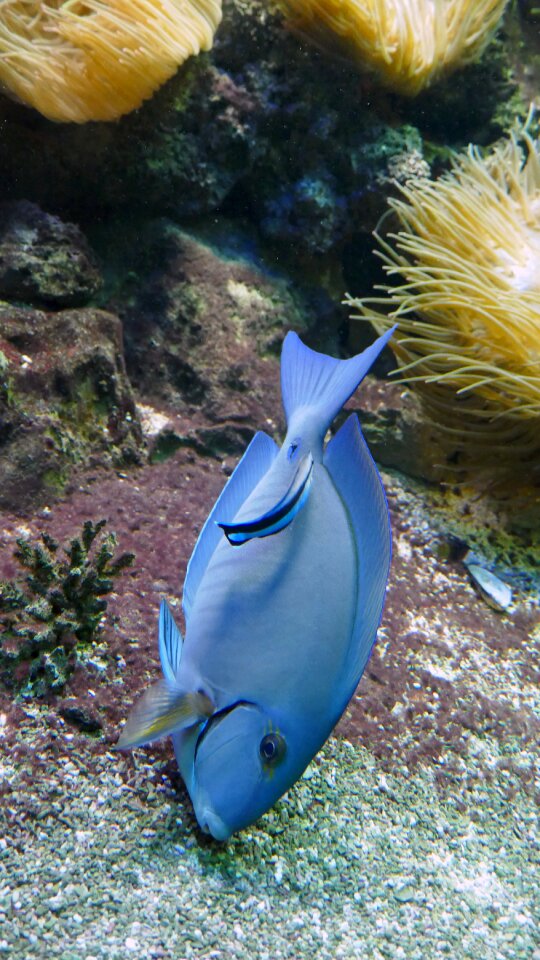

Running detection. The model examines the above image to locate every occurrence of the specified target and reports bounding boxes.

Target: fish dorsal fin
[324,414,391,709]
[117,683,214,750]
[158,599,183,684]
[182,430,278,620]
[217,453,314,545]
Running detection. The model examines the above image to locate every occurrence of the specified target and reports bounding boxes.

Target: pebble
[393,884,416,903]
[465,562,512,611]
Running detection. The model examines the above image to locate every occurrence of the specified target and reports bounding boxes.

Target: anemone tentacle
[276,0,509,94]
[346,120,540,486]
[0,0,222,122]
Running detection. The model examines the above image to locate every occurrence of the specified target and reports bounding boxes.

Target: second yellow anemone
[346,122,540,486]
[277,0,509,95]
[0,0,222,123]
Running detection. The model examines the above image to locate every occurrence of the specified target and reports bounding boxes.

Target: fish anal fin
[117,682,214,750]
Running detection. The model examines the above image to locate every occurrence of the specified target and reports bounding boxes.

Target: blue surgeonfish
[118,328,395,840]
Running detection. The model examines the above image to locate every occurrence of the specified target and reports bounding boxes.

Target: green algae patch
[41,465,70,497]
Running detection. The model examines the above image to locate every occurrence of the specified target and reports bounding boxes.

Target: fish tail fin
[281,327,396,436]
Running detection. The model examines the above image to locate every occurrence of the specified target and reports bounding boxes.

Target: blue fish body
[118,328,394,840]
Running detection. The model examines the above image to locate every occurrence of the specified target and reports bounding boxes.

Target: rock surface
[120,222,340,456]
[0,306,143,510]
[0,202,102,307]
[348,380,447,484]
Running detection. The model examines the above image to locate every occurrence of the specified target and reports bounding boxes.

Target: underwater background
[0,0,539,956]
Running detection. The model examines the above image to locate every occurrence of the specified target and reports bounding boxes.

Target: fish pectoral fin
[217,453,314,546]
[117,682,214,750]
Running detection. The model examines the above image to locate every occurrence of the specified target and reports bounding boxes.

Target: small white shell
[466,563,512,612]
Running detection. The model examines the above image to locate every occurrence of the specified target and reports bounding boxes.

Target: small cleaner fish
[118,328,394,840]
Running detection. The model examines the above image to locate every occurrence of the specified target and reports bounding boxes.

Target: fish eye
[259,732,286,766]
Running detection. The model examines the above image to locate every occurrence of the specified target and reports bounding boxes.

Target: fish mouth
[199,807,232,842]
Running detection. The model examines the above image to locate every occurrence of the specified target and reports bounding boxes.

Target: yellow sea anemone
[0,0,222,123]
[345,121,540,487]
[276,0,509,95]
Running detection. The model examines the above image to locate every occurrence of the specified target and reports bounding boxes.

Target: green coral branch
[0,519,134,696]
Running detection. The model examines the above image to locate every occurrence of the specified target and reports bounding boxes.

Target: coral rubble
[0,519,134,696]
